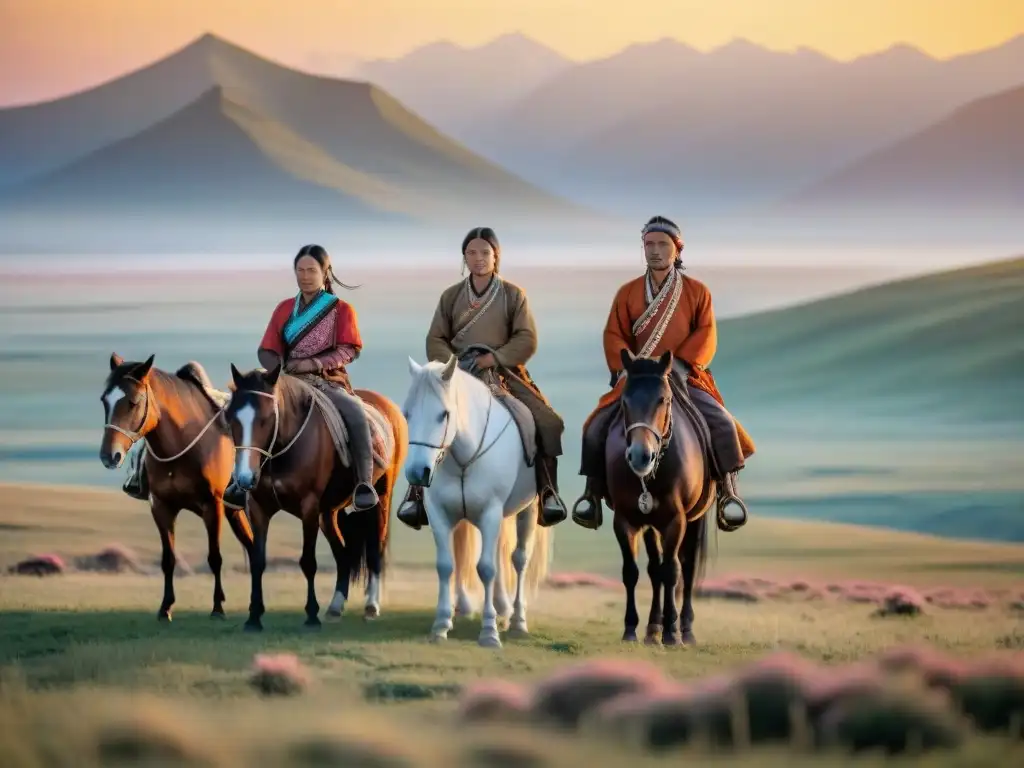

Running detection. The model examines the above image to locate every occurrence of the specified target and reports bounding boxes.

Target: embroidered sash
[452,276,503,349]
[283,290,339,349]
[632,268,683,358]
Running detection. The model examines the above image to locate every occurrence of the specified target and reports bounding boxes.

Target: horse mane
[175,361,227,411]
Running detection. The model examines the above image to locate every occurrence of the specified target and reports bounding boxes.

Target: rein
[409,378,514,517]
[621,373,675,513]
[232,388,316,472]
[104,375,224,463]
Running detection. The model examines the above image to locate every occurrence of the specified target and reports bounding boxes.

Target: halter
[104,375,223,464]
[408,377,514,516]
[231,388,316,474]
[621,373,675,507]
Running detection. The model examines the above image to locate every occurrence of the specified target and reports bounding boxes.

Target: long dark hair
[293,244,359,293]
[461,227,501,274]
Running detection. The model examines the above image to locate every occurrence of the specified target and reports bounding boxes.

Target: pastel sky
[3,0,1022,104]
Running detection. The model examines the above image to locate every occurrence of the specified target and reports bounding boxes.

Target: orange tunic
[590,272,754,457]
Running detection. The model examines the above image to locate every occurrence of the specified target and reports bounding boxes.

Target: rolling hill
[780,84,1024,217]
[458,35,1024,216]
[0,33,597,252]
[714,255,1024,425]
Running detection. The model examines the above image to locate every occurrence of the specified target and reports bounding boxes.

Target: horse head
[100,352,156,469]
[225,361,282,491]
[620,348,674,478]
[402,354,459,488]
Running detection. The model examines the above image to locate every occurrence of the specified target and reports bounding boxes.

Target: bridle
[230,388,316,475]
[407,377,513,516]
[622,374,675,478]
[103,375,223,464]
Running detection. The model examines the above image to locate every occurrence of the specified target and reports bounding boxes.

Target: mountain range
[364,34,1024,224]
[0,34,598,254]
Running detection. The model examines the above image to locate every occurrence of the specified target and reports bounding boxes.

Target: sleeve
[311,302,362,370]
[602,285,633,375]
[258,301,289,358]
[492,289,538,368]
[676,282,717,369]
[425,294,456,362]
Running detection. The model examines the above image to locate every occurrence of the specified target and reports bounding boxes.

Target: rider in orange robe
[570,216,755,531]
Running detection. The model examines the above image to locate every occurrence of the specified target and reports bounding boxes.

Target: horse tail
[525,500,551,595]
[339,508,371,588]
[453,520,480,595]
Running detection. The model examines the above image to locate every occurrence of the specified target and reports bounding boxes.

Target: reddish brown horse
[98,353,255,620]
[226,363,408,632]
[605,349,711,646]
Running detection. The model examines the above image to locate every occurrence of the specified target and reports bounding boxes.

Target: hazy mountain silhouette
[780,84,1024,217]
[458,35,1024,216]
[355,34,571,139]
[0,34,598,253]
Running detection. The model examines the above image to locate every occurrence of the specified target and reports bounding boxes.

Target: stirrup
[571,495,602,530]
[538,490,567,527]
[717,494,748,532]
[351,483,379,512]
[397,498,427,530]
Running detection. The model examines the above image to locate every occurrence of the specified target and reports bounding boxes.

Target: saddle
[480,370,537,467]
[293,375,392,471]
[175,362,232,410]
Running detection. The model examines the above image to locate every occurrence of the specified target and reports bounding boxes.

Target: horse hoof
[478,633,503,649]
[622,630,638,643]
[303,618,322,630]
[507,625,529,639]
[244,620,263,633]
[326,607,343,618]
[429,633,448,644]
[210,610,226,620]
[662,634,682,647]
[157,612,172,623]
[681,631,697,646]
[364,605,380,621]
[643,633,660,646]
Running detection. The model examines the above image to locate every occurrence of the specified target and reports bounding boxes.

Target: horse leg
[299,499,321,629]
[152,498,179,622]
[679,520,700,645]
[204,500,227,619]
[642,528,663,645]
[225,504,255,568]
[476,504,504,649]
[428,505,456,642]
[450,521,476,618]
[363,505,383,620]
[613,515,640,643]
[509,506,537,638]
[493,519,513,631]
[324,510,350,618]
[660,519,685,646]
[245,495,271,632]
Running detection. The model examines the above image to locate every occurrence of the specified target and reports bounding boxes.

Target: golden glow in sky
[3,0,1022,102]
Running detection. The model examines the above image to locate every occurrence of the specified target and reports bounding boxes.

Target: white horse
[402,355,551,648]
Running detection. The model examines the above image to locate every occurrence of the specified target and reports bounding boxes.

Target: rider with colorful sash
[254,244,379,512]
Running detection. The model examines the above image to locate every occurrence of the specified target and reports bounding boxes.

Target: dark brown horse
[225,363,408,632]
[605,349,711,646]
[98,353,255,620]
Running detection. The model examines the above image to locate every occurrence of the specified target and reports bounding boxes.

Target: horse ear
[230,363,243,387]
[265,361,282,388]
[109,352,123,371]
[134,354,155,380]
[658,350,673,374]
[407,356,421,376]
[620,348,636,371]
[440,354,457,382]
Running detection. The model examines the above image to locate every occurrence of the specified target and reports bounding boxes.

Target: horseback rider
[253,244,379,512]
[570,215,754,532]
[396,226,569,530]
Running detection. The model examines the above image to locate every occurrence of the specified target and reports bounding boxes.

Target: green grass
[2,484,1023,765]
